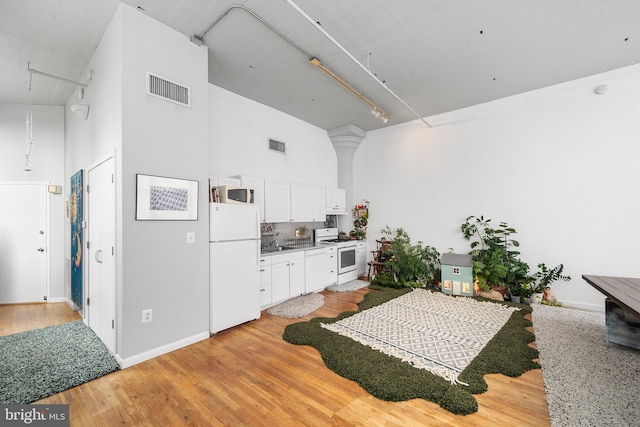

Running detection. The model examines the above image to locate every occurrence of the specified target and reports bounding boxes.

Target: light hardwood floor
[1,289,550,426]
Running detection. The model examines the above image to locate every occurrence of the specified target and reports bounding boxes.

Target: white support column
[328,124,366,232]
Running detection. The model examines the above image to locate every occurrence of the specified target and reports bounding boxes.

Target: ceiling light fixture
[284,0,432,128]
[193,5,392,124]
[70,104,90,120]
[310,58,391,123]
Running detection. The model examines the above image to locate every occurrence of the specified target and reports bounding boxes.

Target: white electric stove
[315,228,358,284]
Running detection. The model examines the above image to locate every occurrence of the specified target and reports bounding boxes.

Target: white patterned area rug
[326,279,370,292]
[321,289,519,384]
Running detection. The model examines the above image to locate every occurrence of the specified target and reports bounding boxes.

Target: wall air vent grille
[268,139,286,154]
[146,72,191,107]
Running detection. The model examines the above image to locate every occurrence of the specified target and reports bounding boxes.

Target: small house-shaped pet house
[441,253,474,297]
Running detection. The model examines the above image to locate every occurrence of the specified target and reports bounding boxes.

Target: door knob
[37,248,45,252]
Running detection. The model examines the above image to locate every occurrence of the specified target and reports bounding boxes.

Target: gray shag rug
[532,304,640,426]
[0,320,120,404]
[266,293,325,318]
[326,279,370,292]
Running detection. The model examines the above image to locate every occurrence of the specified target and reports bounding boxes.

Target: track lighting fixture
[285,0,432,128]
[370,108,389,124]
[310,58,391,123]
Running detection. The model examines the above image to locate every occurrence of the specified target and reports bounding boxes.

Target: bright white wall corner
[354,64,640,312]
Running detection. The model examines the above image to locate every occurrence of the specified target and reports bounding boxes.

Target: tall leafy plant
[373,226,440,288]
[529,263,570,293]
[461,215,529,291]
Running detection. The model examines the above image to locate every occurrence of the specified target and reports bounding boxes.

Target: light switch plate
[186,232,195,244]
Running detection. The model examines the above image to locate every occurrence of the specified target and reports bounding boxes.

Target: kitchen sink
[261,246,295,253]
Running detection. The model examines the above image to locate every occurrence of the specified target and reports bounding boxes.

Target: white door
[0,183,47,304]
[87,157,116,353]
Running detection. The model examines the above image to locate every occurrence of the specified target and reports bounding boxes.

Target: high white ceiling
[1,0,638,131]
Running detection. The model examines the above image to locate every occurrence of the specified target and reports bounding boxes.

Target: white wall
[119,5,210,362]
[65,4,210,364]
[0,104,66,300]
[354,64,640,311]
[208,85,337,187]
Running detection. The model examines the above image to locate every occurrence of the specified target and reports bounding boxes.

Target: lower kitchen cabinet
[259,256,272,307]
[269,251,305,305]
[326,246,338,287]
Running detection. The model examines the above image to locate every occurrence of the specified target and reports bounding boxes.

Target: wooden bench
[582,275,640,350]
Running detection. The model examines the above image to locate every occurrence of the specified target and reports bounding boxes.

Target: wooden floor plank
[1,291,551,426]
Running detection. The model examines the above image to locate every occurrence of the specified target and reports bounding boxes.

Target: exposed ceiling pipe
[191,4,391,124]
[283,0,432,128]
[192,5,312,59]
[26,63,88,90]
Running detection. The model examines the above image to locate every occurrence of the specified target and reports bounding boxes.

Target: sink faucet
[269,239,279,248]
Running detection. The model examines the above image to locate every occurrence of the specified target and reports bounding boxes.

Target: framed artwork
[136,174,199,220]
[70,169,84,309]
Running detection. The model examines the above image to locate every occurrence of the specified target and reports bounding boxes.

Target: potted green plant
[528,263,571,304]
[508,280,533,303]
[351,201,369,240]
[371,226,440,289]
[461,215,521,294]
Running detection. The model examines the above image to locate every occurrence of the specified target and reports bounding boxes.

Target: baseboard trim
[46,296,66,303]
[560,300,604,313]
[118,331,210,369]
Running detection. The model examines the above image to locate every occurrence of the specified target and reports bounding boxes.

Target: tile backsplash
[260,216,337,249]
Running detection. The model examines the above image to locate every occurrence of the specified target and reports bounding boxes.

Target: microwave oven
[218,186,254,204]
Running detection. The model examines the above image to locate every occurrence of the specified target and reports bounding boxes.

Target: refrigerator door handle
[256,239,260,271]
[256,209,261,270]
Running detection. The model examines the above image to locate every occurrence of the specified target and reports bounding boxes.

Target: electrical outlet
[142,309,152,323]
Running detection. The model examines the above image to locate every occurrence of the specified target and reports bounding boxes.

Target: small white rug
[266,293,325,318]
[326,279,370,292]
[321,289,518,384]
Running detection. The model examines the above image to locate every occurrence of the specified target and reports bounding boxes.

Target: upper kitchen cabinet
[264,179,291,223]
[311,186,326,222]
[326,188,347,214]
[237,175,265,222]
[290,183,312,222]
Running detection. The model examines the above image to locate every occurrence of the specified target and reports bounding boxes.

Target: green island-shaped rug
[282,285,539,415]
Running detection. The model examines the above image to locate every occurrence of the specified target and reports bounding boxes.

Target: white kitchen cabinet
[311,186,326,222]
[356,240,367,277]
[237,175,265,222]
[270,251,305,304]
[325,188,347,214]
[259,256,272,307]
[326,246,338,287]
[290,183,312,222]
[264,179,291,223]
[271,261,290,304]
[289,252,306,297]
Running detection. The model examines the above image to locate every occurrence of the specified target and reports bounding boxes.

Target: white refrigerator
[210,203,261,334]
